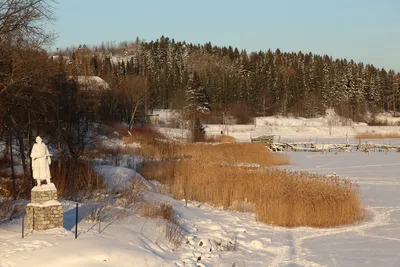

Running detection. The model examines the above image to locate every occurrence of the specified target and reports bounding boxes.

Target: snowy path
[1,151,400,266]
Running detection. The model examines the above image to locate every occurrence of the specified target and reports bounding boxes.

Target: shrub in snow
[0,200,26,222]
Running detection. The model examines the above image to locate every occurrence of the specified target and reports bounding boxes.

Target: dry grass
[165,220,185,250]
[211,234,239,252]
[141,202,175,221]
[0,155,32,199]
[0,176,34,200]
[182,143,289,166]
[112,123,131,136]
[141,202,184,249]
[139,152,362,228]
[123,127,183,159]
[129,126,362,228]
[140,149,363,227]
[123,126,287,165]
[50,158,103,200]
[138,142,289,187]
[128,126,166,140]
[139,161,177,186]
[0,156,10,169]
[0,199,25,222]
[117,179,145,208]
[171,161,363,227]
[205,135,236,143]
[355,132,400,139]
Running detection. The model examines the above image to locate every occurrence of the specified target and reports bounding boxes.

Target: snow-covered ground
[152,109,400,143]
[1,113,400,266]
[1,150,399,266]
[204,123,400,143]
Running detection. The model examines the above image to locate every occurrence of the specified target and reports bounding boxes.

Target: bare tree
[0,0,55,95]
[0,0,55,193]
[0,0,55,43]
[116,76,148,129]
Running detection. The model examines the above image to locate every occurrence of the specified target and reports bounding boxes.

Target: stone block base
[27,202,63,230]
[27,183,63,231]
[31,183,58,204]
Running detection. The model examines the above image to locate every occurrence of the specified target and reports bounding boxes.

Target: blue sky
[48,0,400,71]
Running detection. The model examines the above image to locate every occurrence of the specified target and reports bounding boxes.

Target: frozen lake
[278,151,400,266]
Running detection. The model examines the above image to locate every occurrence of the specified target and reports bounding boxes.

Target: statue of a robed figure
[27,136,63,231]
[30,136,52,186]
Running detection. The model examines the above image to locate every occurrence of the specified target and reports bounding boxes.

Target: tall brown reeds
[130,125,363,227]
[183,143,289,166]
[139,161,177,186]
[205,135,236,143]
[355,132,400,139]
[123,126,183,159]
[50,158,103,200]
[171,161,363,227]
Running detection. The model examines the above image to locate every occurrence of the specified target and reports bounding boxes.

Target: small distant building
[68,76,110,91]
[67,76,111,122]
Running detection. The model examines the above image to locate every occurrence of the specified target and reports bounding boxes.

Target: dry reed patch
[123,127,183,159]
[128,126,166,140]
[0,199,25,221]
[50,158,103,200]
[205,135,236,143]
[141,202,184,249]
[137,142,289,189]
[124,137,183,159]
[134,134,361,227]
[93,124,119,139]
[137,142,289,187]
[0,156,10,169]
[117,179,145,208]
[139,161,177,186]
[91,139,124,158]
[355,132,400,139]
[0,176,33,199]
[171,161,363,227]
[141,202,175,221]
[110,123,130,136]
[122,126,286,166]
[183,143,289,166]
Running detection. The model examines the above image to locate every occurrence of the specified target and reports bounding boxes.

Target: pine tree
[321,59,332,109]
[184,71,211,142]
[185,71,211,114]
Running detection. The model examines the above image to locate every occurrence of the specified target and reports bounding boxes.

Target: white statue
[31,136,52,186]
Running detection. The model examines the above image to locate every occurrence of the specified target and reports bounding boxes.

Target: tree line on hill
[60,36,400,124]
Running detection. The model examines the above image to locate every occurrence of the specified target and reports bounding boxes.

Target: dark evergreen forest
[60,36,400,123]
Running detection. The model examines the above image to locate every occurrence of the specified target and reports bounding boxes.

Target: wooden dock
[268,141,400,153]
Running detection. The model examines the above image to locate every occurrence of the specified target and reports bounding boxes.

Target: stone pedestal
[26,183,63,231]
